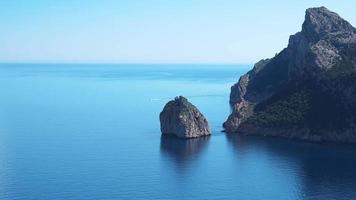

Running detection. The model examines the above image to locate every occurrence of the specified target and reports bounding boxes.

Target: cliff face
[224,7,356,143]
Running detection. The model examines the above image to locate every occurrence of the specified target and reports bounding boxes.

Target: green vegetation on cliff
[247,90,311,128]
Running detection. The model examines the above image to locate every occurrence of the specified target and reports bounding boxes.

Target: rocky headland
[223,7,356,143]
[160,96,211,139]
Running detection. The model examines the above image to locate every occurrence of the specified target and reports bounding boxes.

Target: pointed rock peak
[302,6,355,41]
[174,96,188,105]
[306,6,333,16]
[175,96,187,102]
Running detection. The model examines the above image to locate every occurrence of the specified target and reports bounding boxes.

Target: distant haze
[0,0,355,64]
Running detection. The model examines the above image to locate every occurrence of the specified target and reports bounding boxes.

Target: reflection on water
[226,134,356,199]
[160,136,210,169]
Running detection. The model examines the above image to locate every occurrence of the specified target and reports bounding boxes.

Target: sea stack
[160,96,211,138]
[223,7,356,143]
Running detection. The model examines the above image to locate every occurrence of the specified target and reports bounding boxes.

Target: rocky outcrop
[160,96,211,138]
[224,7,356,143]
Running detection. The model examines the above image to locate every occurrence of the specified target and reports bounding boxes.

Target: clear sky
[0,0,355,64]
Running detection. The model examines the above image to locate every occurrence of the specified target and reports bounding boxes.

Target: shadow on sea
[159,135,210,171]
[225,134,356,199]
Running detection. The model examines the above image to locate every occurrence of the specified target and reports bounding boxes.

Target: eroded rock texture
[160,96,211,139]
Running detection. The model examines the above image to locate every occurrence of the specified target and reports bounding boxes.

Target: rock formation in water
[223,7,356,143]
[160,96,211,138]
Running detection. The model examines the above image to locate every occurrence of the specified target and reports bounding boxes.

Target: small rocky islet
[160,7,356,143]
[159,96,211,139]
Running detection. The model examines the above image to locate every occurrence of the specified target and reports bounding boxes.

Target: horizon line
[0,61,254,65]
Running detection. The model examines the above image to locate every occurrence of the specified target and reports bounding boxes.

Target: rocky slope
[223,7,356,143]
[160,96,211,138]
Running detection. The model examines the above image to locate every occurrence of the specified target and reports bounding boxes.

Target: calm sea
[0,64,356,200]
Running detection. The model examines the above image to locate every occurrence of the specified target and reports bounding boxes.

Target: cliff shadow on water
[226,134,356,199]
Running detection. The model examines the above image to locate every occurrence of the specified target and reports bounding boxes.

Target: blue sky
[0,0,355,64]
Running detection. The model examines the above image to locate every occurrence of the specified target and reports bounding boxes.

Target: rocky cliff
[223,7,356,143]
[160,96,211,138]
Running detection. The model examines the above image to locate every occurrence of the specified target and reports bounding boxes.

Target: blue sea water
[1,63,356,200]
